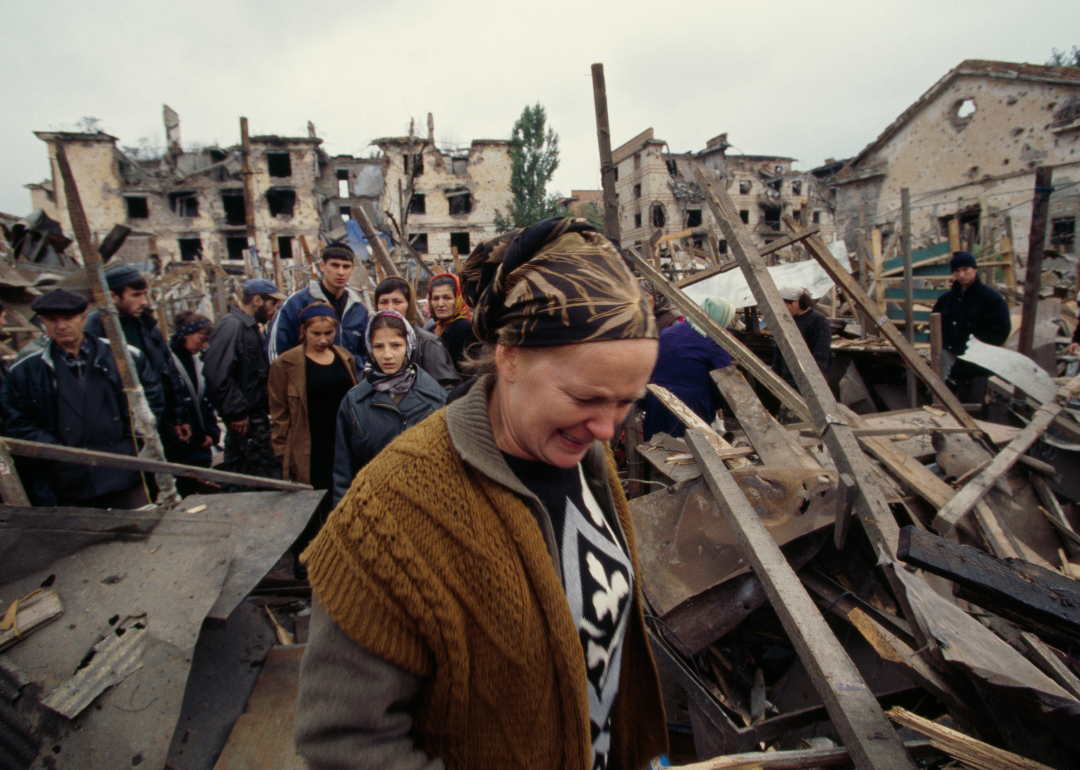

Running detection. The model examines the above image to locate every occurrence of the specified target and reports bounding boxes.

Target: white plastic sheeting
[683,240,852,309]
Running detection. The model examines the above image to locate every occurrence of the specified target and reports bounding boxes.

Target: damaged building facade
[373,129,513,265]
[612,128,836,255]
[834,59,1080,257]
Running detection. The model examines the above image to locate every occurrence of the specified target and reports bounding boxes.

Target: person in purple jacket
[643,297,735,440]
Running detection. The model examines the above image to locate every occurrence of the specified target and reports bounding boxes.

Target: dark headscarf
[460,217,657,347]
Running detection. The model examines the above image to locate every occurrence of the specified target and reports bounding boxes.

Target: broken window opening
[651,203,666,228]
[125,197,148,219]
[1052,217,1076,253]
[178,238,202,262]
[717,239,728,255]
[792,181,802,195]
[168,192,198,218]
[339,206,351,221]
[337,169,350,198]
[225,236,248,261]
[405,153,424,178]
[739,210,750,224]
[266,188,296,218]
[792,210,802,224]
[666,159,678,176]
[634,212,642,228]
[762,206,781,231]
[774,165,783,174]
[267,152,292,178]
[686,209,702,228]
[221,191,246,226]
[278,236,294,261]
[739,180,752,194]
[957,99,976,119]
[633,153,641,170]
[450,232,471,255]
[633,183,642,199]
[613,166,619,182]
[766,178,782,192]
[452,157,468,176]
[209,149,228,163]
[409,194,426,215]
[812,211,821,224]
[447,191,473,216]
[409,233,428,254]
[691,233,705,249]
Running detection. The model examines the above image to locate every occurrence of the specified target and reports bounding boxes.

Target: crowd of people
[0,214,1020,768]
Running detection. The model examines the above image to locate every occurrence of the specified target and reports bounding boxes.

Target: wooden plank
[898,525,1080,644]
[674,226,823,290]
[711,367,818,469]
[697,169,901,556]
[934,374,1080,533]
[2,436,312,492]
[633,254,812,423]
[1019,167,1053,358]
[674,741,936,770]
[645,384,750,469]
[0,590,63,651]
[1031,475,1080,557]
[684,430,918,770]
[0,437,30,506]
[886,707,1056,770]
[787,214,977,433]
[1020,631,1080,700]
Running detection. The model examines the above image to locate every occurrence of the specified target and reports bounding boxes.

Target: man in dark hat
[0,289,164,507]
[85,264,190,435]
[204,278,286,483]
[267,241,369,367]
[931,251,1012,405]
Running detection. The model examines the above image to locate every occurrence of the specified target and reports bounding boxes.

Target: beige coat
[268,344,357,483]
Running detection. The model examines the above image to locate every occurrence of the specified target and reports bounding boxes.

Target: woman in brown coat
[269,302,358,487]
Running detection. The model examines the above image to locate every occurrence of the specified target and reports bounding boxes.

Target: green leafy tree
[1047,46,1080,67]
[495,104,563,231]
[577,201,607,235]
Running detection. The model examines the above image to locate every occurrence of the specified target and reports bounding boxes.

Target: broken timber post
[684,429,918,770]
[633,254,813,424]
[933,373,1080,535]
[697,168,901,555]
[591,63,621,243]
[54,142,179,505]
[901,188,916,409]
[2,436,312,492]
[1018,167,1053,359]
[351,205,400,279]
[644,383,751,469]
[0,437,30,506]
[781,213,981,435]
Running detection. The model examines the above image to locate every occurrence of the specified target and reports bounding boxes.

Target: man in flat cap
[772,286,833,391]
[85,264,192,439]
[0,289,164,507]
[204,278,286,483]
[932,251,1011,405]
[267,241,369,367]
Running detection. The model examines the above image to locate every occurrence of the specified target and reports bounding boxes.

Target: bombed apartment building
[612,128,836,257]
[373,120,513,265]
[834,59,1080,258]
[29,108,335,270]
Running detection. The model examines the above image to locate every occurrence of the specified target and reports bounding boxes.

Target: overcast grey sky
[2,0,1077,216]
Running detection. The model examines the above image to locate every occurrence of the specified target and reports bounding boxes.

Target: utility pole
[591,63,621,244]
[1018,167,1053,359]
[240,117,260,278]
[901,188,916,408]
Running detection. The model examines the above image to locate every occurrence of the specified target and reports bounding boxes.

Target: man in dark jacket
[931,251,1011,404]
[373,276,462,392]
[203,278,286,482]
[0,289,164,507]
[772,286,833,390]
[84,264,191,436]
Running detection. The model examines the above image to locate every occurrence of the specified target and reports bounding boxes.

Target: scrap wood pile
[624,170,1080,770]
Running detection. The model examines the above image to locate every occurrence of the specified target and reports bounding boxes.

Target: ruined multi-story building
[372,129,513,265]
[833,60,1080,257]
[611,128,836,256]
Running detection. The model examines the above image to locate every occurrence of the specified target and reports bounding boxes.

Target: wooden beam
[633,254,812,424]
[898,526,1080,644]
[1031,475,1080,557]
[674,741,937,770]
[0,437,30,506]
[934,374,1080,534]
[886,707,1056,770]
[783,213,979,434]
[1019,167,1053,358]
[2,436,312,492]
[698,168,901,555]
[684,430,918,770]
[645,384,750,468]
[1020,631,1080,700]
[591,63,620,243]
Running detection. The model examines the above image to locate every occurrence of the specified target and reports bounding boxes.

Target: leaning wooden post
[591,63,621,244]
[0,438,30,506]
[685,430,918,770]
[54,142,179,504]
[696,166,901,555]
[239,117,261,279]
[1018,167,1053,359]
[929,312,944,398]
[901,188,916,408]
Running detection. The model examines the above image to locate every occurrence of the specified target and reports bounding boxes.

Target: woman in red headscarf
[426,272,477,371]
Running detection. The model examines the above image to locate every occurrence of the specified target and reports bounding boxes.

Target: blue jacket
[643,321,732,440]
[332,366,446,505]
[267,281,369,367]
[0,336,165,505]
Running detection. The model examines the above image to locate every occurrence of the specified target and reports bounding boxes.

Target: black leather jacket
[203,306,270,422]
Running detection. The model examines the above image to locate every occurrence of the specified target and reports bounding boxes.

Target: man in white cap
[772,286,832,391]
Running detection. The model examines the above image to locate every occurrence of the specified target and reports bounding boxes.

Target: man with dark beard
[204,279,286,482]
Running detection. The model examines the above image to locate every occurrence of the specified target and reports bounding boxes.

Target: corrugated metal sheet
[42,618,147,719]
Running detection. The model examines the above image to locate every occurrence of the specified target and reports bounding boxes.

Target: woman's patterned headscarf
[426,272,470,336]
[460,217,657,347]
